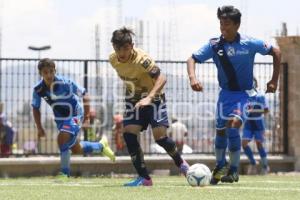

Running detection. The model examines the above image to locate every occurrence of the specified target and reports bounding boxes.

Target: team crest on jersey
[227,46,235,56]
[217,49,224,56]
[142,58,151,69]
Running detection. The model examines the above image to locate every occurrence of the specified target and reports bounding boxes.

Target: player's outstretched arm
[32,108,46,138]
[266,47,281,93]
[187,57,203,92]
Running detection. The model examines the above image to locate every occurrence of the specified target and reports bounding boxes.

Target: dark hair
[217,5,241,24]
[38,58,55,71]
[111,27,135,49]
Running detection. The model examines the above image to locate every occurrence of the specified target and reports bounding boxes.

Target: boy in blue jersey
[31,58,115,178]
[242,78,270,175]
[187,5,281,184]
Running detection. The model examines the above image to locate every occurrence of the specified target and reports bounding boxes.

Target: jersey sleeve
[139,53,156,73]
[251,38,272,55]
[192,42,214,63]
[70,80,86,97]
[31,90,41,109]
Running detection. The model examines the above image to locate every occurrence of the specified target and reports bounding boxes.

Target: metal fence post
[83,60,88,141]
[282,63,289,154]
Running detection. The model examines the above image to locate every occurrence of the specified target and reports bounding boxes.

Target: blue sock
[227,128,241,173]
[258,147,268,168]
[60,150,71,176]
[243,145,256,165]
[215,132,228,168]
[80,141,103,154]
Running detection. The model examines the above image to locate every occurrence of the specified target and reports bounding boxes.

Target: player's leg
[211,128,228,185]
[221,93,249,183]
[254,131,269,175]
[57,131,76,177]
[242,130,257,174]
[73,137,115,161]
[220,117,242,183]
[152,126,189,176]
[211,97,229,185]
[150,99,189,176]
[123,124,153,186]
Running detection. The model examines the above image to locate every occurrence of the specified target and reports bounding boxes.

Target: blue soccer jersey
[192,33,272,91]
[244,93,268,131]
[31,75,86,130]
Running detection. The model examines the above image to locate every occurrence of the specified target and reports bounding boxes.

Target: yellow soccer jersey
[109,48,162,101]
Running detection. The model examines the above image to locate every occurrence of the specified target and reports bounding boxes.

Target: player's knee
[227,128,241,152]
[156,137,176,152]
[255,141,263,149]
[226,118,242,128]
[59,142,70,153]
[242,140,249,148]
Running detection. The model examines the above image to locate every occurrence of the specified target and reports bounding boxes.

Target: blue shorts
[242,129,265,142]
[123,99,169,131]
[216,89,250,130]
[56,115,82,149]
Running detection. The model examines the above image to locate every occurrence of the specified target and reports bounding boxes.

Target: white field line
[0,182,300,192]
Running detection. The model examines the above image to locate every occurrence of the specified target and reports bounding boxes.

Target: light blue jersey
[244,93,268,131]
[31,75,86,134]
[192,33,272,91]
[192,33,272,129]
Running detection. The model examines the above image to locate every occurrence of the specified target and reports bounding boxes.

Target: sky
[0,0,299,60]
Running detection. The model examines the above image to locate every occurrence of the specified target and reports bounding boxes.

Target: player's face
[40,67,56,87]
[113,43,133,63]
[220,18,240,41]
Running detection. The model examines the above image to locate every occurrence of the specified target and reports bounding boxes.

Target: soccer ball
[186,163,212,187]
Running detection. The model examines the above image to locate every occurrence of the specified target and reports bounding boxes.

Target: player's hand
[190,78,203,92]
[37,127,46,139]
[266,79,278,93]
[135,96,152,109]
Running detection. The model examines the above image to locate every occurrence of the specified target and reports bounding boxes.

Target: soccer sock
[227,128,241,173]
[80,141,103,154]
[60,150,71,176]
[258,146,268,168]
[215,131,228,168]
[123,132,150,180]
[156,137,183,167]
[243,145,256,165]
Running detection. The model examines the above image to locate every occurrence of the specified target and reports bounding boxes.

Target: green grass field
[0,175,299,200]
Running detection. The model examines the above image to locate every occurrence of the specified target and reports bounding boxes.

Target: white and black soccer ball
[186,163,212,187]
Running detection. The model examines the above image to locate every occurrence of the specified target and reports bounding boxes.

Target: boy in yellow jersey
[109,27,189,186]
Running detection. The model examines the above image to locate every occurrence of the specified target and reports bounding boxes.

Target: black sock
[156,137,183,167]
[123,132,150,180]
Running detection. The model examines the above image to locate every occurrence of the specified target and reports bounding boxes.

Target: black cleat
[210,165,228,185]
[220,170,239,183]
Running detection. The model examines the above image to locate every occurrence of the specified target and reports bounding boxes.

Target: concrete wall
[276,36,300,170]
[0,155,295,177]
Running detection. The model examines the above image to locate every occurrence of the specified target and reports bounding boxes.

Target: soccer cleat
[55,172,69,182]
[100,136,116,162]
[247,164,257,175]
[179,160,190,176]
[123,177,153,187]
[210,165,228,185]
[220,170,239,183]
[260,166,270,175]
